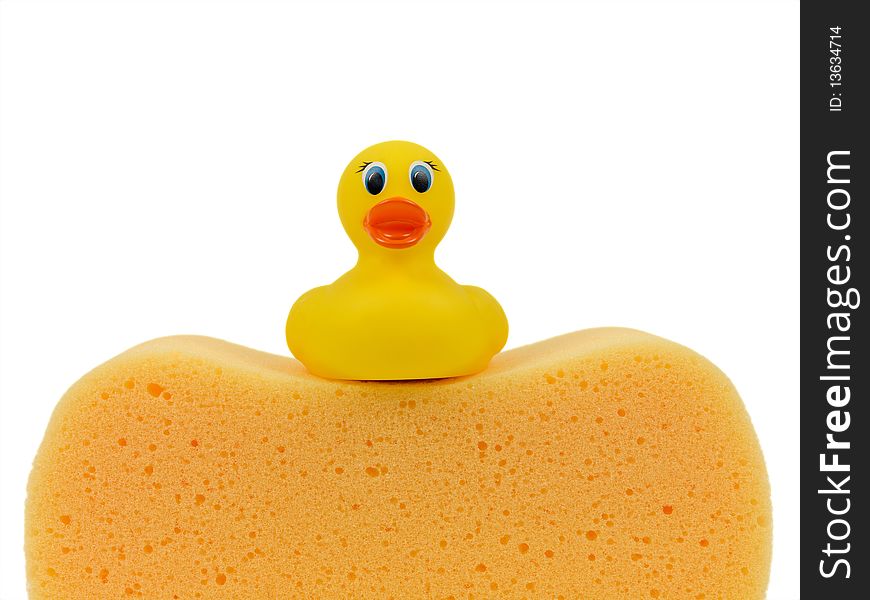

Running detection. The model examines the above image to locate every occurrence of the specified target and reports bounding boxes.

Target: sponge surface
[26,329,771,599]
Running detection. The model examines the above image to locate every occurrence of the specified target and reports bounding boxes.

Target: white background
[0,1,799,598]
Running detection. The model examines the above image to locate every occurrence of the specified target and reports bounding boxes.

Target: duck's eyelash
[355,161,372,174]
[424,160,440,172]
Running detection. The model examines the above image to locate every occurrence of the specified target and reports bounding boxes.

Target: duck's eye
[409,161,434,193]
[362,162,387,195]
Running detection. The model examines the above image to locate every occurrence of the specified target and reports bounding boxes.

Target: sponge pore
[26,328,771,599]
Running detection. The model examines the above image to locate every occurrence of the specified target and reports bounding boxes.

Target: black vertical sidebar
[801,1,867,597]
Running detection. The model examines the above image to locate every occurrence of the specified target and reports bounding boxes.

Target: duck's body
[286,141,508,380]
[288,264,507,380]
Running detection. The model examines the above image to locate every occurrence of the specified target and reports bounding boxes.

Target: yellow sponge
[26,329,771,599]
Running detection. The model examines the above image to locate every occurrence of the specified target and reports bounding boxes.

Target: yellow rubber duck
[286,140,508,380]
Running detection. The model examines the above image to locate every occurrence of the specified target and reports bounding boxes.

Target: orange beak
[363,197,431,249]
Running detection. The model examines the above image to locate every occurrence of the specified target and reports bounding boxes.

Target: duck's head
[337,141,454,258]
